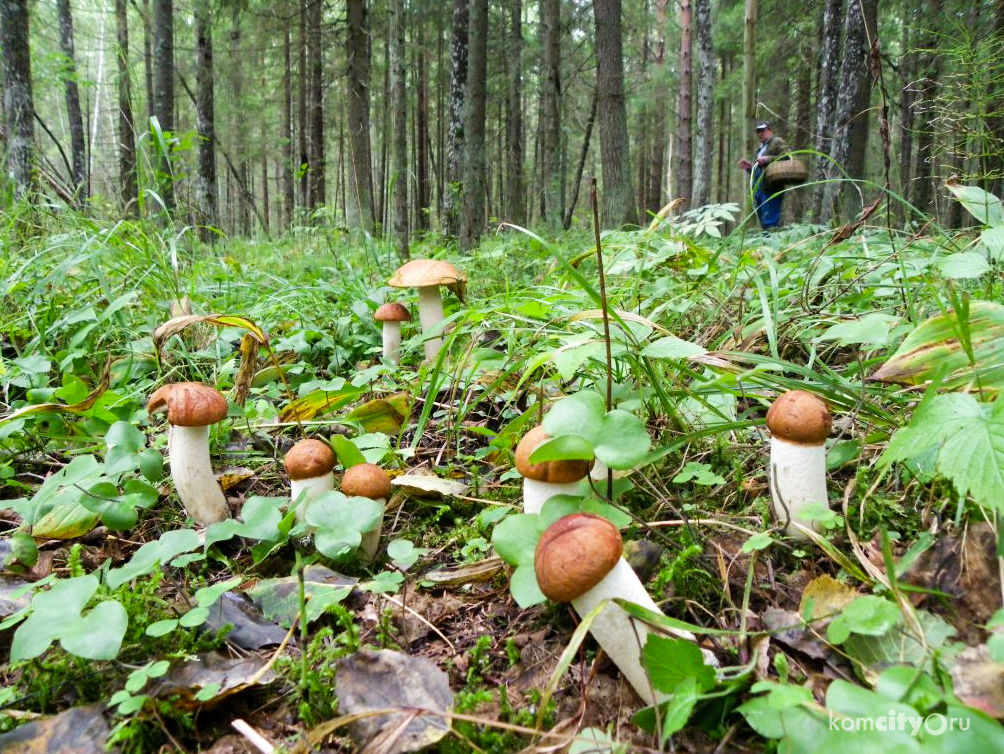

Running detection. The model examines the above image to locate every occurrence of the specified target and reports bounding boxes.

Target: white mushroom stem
[571,558,715,707]
[523,478,584,514]
[359,498,386,559]
[417,285,446,361]
[769,437,827,539]
[168,425,229,525]
[381,321,403,364]
[590,460,609,481]
[290,472,335,524]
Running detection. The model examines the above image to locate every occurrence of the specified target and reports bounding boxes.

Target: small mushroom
[373,303,412,364]
[387,259,466,361]
[535,513,714,706]
[766,390,832,539]
[514,425,591,513]
[341,463,392,559]
[147,382,230,525]
[284,439,336,523]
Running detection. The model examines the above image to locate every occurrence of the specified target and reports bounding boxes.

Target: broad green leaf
[939,251,991,279]
[593,410,651,469]
[659,676,701,745]
[945,184,1004,226]
[642,634,715,694]
[342,393,410,433]
[31,502,100,540]
[510,563,546,608]
[816,313,899,347]
[179,607,210,627]
[59,599,127,659]
[328,434,366,468]
[106,421,145,452]
[234,496,286,541]
[194,576,243,608]
[146,619,179,637]
[490,513,545,565]
[542,392,605,442]
[137,448,164,482]
[641,335,707,359]
[106,528,201,589]
[527,434,595,463]
[827,596,902,645]
[982,225,1004,261]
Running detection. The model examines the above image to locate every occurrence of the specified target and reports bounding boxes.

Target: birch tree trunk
[346,0,375,232]
[460,0,488,250]
[417,18,431,231]
[115,0,137,213]
[56,0,86,200]
[194,2,217,240]
[152,0,175,211]
[390,0,408,257]
[675,0,693,207]
[0,0,35,196]
[444,0,469,237]
[811,0,843,219]
[692,0,714,208]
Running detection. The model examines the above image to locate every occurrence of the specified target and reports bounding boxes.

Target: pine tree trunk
[540,0,562,224]
[194,2,217,240]
[282,24,294,226]
[563,88,598,229]
[229,8,248,231]
[741,0,757,158]
[417,18,431,231]
[152,0,175,211]
[56,0,86,201]
[115,0,137,213]
[307,0,325,210]
[141,0,154,123]
[593,0,636,227]
[898,18,915,210]
[505,0,524,223]
[790,45,812,219]
[444,0,469,237]
[0,0,35,196]
[811,0,843,219]
[692,0,714,208]
[390,0,409,257]
[297,0,308,209]
[460,0,488,250]
[913,0,943,215]
[647,0,669,213]
[716,55,728,204]
[346,0,375,231]
[675,0,693,207]
[636,2,650,221]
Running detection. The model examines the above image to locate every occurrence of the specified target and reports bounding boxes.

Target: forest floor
[3,197,1004,753]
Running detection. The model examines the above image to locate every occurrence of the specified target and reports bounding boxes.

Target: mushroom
[284,439,336,523]
[147,382,230,525]
[373,302,412,364]
[514,425,591,513]
[341,463,392,559]
[535,513,712,706]
[387,259,466,361]
[766,390,832,539]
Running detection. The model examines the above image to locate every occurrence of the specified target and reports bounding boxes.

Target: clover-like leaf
[594,409,651,469]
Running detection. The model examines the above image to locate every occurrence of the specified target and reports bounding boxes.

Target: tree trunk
[56,0,86,200]
[282,24,294,226]
[540,0,562,224]
[692,0,714,207]
[115,0,137,213]
[820,0,877,223]
[460,0,488,250]
[229,7,248,231]
[390,0,408,256]
[913,0,943,215]
[811,0,843,218]
[152,0,175,211]
[194,2,217,240]
[307,0,325,210]
[444,0,469,237]
[417,18,431,231]
[592,0,635,227]
[790,43,812,219]
[985,0,1004,198]
[741,0,757,157]
[647,0,669,213]
[345,0,375,231]
[505,0,524,223]
[675,0,693,207]
[0,0,35,196]
[297,0,308,209]
[636,1,650,220]
[141,0,154,123]
[897,17,915,209]
[563,88,598,229]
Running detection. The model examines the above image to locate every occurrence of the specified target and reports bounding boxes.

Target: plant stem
[590,179,615,500]
[295,550,309,695]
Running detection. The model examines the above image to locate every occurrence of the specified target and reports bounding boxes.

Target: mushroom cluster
[341,463,392,559]
[147,382,230,526]
[284,438,337,523]
[388,259,466,361]
[514,425,591,513]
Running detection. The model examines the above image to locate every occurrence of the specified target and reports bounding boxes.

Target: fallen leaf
[799,575,859,623]
[147,652,276,710]
[422,556,504,587]
[247,566,357,628]
[0,705,111,754]
[391,473,468,499]
[204,592,290,649]
[950,645,1004,718]
[215,467,256,491]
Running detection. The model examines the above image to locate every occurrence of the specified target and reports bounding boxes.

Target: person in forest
[738,121,792,231]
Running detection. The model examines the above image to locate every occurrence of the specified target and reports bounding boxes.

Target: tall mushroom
[341,463,392,559]
[387,259,466,361]
[373,302,412,364]
[514,425,591,514]
[766,390,832,539]
[535,513,714,706]
[284,439,336,523]
[147,382,230,525]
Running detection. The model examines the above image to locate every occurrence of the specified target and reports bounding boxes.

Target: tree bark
[460,0,488,250]
[0,0,35,196]
[675,0,693,207]
[56,0,86,200]
[141,0,153,123]
[152,0,175,211]
[563,88,598,229]
[346,0,375,231]
[307,0,325,210]
[115,0,137,213]
[390,0,408,256]
[692,0,714,207]
[297,0,308,209]
[541,0,562,224]
[647,0,669,213]
[592,0,636,227]
[194,2,217,240]
[790,42,812,219]
[505,0,524,223]
[913,0,943,215]
[811,0,843,218]
[282,23,294,226]
[741,0,757,157]
[229,7,248,231]
[444,0,469,237]
[417,17,431,231]
[897,17,915,209]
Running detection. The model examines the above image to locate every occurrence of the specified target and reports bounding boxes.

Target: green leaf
[542,392,605,442]
[659,676,701,745]
[179,607,209,628]
[939,251,991,279]
[827,596,902,645]
[640,336,707,360]
[510,563,546,608]
[490,513,544,565]
[642,634,715,694]
[672,461,726,486]
[137,448,164,482]
[145,619,179,637]
[329,434,366,468]
[59,599,127,659]
[982,226,1004,261]
[194,576,242,608]
[741,532,774,553]
[234,496,286,541]
[527,434,595,463]
[306,492,383,558]
[106,528,201,589]
[594,410,651,469]
[816,313,899,347]
[945,184,1004,226]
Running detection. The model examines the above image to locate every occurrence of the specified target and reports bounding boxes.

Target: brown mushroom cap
[514,425,592,484]
[766,390,832,445]
[374,302,412,322]
[534,513,623,602]
[388,259,466,289]
[147,382,228,426]
[284,439,336,480]
[341,463,392,500]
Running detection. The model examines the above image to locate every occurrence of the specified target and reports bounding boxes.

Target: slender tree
[194,2,217,240]
[307,0,325,209]
[647,0,669,213]
[297,0,308,209]
[390,0,408,256]
[913,0,944,215]
[505,0,524,223]
[460,0,488,250]
[56,0,86,200]
[593,0,636,227]
[345,0,375,231]
[417,16,431,231]
[540,0,562,224]
[675,0,693,206]
[741,0,757,158]
[0,0,34,196]
[811,0,843,218]
[692,0,714,207]
[152,0,175,211]
[282,24,294,225]
[115,0,138,213]
[230,7,248,231]
[444,0,469,237]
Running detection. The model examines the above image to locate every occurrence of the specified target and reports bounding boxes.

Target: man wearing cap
[738,122,792,231]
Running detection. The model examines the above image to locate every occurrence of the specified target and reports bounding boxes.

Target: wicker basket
[764,158,809,189]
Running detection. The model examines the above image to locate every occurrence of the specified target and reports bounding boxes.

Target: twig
[231,719,276,754]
